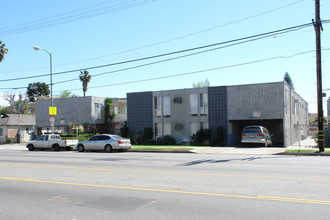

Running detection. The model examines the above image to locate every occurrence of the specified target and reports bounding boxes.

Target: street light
[33,46,54,134]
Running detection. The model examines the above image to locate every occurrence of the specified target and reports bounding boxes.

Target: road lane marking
[1,163,330,183]
[1,176,330,206]
[138,201,157,209]
[50,195,71,202]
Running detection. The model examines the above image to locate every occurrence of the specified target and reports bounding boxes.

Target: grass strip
[285,149,330,153]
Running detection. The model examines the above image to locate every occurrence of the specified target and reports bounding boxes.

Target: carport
[228,119,284,147]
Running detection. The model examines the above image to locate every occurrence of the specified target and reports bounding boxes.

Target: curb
[127,150,195,153]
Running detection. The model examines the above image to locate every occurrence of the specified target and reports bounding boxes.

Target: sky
[1,0,329,115]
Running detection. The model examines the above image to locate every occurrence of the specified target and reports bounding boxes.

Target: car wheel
[77,144,85,152]
[53,144,60,151]
[105,144,112,153]
[27,144,34,151]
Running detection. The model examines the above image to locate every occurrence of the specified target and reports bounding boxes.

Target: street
[1,149,330,219]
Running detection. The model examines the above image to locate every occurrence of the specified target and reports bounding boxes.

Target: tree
[0,41,8,62]
[26,82,50,102]
[120,121,129,138]
[3,92,29,114]
[58,90,76,98]
[0,105,13,115]
[104,98,115,133]
[79,70,91,97]
[283,72,294,90]
[193,78,210,88]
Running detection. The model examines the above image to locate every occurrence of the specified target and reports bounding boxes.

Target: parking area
[228,119,284,147]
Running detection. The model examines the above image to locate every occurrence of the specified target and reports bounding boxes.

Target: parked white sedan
[76,134,131,153]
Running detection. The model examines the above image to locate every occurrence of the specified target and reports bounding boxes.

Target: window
[154,96,171,117]
[155,123,171,138]
[90,136,104,141]
[37,135,45,141]
[190,94,198,116]
[200,122,209,130]
[190,93,208,116]
[190,122,199,136]
[114,106,119,114]
[99,135,110,140]
[200,93,208,116]
[121,106,125,114]
[95,103,103,119]
[163,96,171,117]
[164,123,171,136]
[155,123,162,138]
[154,96,161,117]
[0,128,3,136]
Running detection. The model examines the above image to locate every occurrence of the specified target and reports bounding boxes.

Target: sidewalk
[0,143,27,150]
[190,137,319,155]
[286,136,318,149]
[190,147,286,155]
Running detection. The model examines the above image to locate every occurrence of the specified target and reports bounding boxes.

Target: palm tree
[79,70,91,97]
[0,41,8,62]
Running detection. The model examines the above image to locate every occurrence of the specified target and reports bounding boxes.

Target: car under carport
[228,119,284,147]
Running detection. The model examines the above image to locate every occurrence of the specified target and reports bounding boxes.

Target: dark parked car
[241,126,272,147]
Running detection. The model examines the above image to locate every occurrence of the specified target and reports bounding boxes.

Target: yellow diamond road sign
[49,107,57,115]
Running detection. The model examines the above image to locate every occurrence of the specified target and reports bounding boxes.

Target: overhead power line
[53,27,315,85]
[3,48,328,91]
[0,0,155,36]
[55,49,326,92]
[0,22,314,83]
[1,0,306,73]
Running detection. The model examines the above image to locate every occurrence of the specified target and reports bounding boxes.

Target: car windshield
[243,127,261,133]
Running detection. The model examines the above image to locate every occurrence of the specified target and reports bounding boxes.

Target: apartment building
[127,82,308,147]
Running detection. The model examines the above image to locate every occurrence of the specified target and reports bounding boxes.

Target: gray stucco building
[127,81,308,147]
[327,97,330,125]
[35,96,127,135]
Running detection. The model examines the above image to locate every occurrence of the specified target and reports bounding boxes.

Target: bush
[120,121,129,138]
[6,139,11,144]
[132,134,144,145]
[146,139,156,145]
[191,129,210,146]
[157,135,176,145]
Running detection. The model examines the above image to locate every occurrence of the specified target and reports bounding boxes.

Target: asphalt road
[1,149,330,220]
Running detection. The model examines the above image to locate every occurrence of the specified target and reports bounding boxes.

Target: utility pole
[313,0,324,152]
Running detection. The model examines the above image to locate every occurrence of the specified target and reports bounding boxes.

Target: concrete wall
[227,82,284,120]
[36,97,100,127]
[283,83,309,146]
[226,82,285,146]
